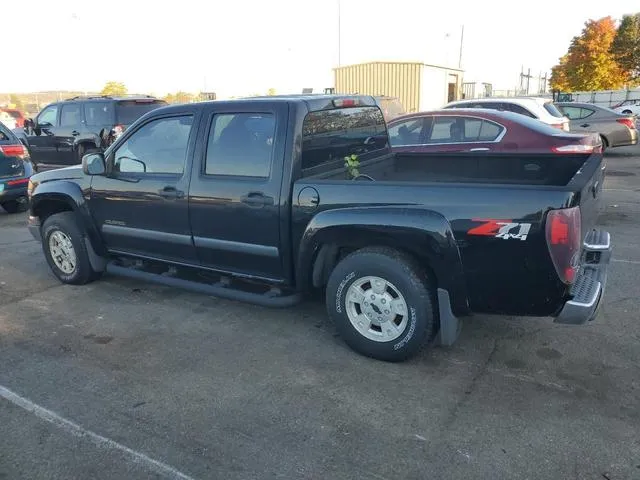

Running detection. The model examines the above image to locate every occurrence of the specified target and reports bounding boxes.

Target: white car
[612,100,640,116]
[0,111,16,130]
[443,97,570,131]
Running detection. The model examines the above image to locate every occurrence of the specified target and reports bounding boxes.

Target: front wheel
[326,247,437,362]
[41,212,102,285]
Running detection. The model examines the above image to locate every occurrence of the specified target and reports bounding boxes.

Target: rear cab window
[301,105,389,176]
[116,100,168,125]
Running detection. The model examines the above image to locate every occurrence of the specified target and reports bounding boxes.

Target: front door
[56,102,85,165]
[188,103,287,281]
[89,111,198,264]
[27,104,61,167]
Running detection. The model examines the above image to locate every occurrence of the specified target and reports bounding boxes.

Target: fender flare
[30,181,107,261]
[296,206,470,316]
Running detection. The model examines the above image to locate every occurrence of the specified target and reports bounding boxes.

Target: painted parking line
[612,258,640,265]
[0,385,196,480]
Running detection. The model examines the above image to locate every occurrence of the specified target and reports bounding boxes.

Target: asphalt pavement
[0,146,639,480]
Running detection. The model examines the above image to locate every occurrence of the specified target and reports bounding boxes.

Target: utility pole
[458,25,464,69]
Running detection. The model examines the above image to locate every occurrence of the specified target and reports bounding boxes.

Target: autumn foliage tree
[550,17,628,92]
[611,13,640,83]
[100,81,127,96]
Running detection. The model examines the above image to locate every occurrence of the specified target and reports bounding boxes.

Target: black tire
[41,212,102,285]
[1,199,28,214]
[326,246,437,362]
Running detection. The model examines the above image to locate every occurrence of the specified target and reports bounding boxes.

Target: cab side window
[113,115,193,175]
[205,113,276,178]
[37,105,58,126]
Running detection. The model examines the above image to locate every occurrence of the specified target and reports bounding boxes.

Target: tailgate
[565,153,605,242]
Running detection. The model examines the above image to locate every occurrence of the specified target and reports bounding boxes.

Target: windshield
[115,100,168,125]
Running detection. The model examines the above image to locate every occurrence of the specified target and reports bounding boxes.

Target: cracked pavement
[1,146,639,479]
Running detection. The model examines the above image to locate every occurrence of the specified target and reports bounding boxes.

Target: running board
[105,263,303,308]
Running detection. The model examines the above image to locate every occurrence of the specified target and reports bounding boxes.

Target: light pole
[337,0,341,67]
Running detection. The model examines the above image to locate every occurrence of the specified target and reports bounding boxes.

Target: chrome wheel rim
[48,231,77,274]
[345,276,408,342]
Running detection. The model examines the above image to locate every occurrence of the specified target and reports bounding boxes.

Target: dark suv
[15,95,167,171]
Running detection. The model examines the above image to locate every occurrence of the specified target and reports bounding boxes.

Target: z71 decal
[468,219,532,241]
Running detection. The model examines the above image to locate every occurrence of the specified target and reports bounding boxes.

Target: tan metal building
[334,61,464,113]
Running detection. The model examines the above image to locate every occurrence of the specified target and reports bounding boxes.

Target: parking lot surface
[1,146,639,480]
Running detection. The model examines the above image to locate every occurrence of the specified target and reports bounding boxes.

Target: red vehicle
[387,109,602,154]
[0,108,26,128]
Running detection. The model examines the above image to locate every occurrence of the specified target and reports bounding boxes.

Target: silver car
[556,102,638,149]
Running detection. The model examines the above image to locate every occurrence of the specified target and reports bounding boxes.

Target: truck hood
[31,165,84,184]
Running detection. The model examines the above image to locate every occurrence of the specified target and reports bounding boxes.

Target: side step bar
[106,263,303,308]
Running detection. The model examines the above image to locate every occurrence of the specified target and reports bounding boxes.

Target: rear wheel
[1,198,28,214]
[326,246,437,362]
[42,212,102,285]
[600,135,609,152]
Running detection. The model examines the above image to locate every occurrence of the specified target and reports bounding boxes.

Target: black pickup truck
[26,95,611,361]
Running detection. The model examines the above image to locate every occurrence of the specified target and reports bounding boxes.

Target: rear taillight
[551,144,594,154]
[616,118,635,129]
[0,144,28,157]
[546,207,581,284]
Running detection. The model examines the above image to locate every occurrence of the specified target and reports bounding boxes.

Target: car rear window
[115,100,168,125]
[543,102,565,118]
[0,122,15,142]
[301,106,388,175]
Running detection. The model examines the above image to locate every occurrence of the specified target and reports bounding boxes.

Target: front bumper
[554,229,611,325]
[28,215,41,242]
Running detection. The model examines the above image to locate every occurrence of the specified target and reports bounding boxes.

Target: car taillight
[0,144,28,157]
[546,207,581,284]
[616,118,635,129]
[551,144,595,154]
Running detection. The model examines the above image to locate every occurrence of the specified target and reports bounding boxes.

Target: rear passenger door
[188,102,288,281]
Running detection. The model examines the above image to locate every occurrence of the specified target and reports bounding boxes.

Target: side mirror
[82,152,106,175]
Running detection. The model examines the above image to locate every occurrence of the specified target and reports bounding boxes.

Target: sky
[1,0,637,97]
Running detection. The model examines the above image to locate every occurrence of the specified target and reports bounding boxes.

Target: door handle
[580,124,590,128]
[240,191,273,207]
[158,186,184,199]
[71,131,80,136]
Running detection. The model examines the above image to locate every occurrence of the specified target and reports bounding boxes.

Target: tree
[550,17,628,92]
[100,81,127,96]
[611,13,640,83]
[9,94,25,111]
[550,55,570,91]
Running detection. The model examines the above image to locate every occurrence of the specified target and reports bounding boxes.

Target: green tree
[100,81,127,96]
[611,13,640,83]
[550,17,628,92]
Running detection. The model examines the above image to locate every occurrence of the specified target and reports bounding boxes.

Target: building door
[447,74,459,102]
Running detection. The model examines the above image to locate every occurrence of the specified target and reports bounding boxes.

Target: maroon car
[387,109,602,154]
